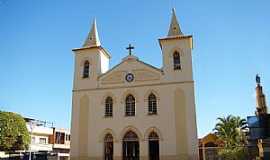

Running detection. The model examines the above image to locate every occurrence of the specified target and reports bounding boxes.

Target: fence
[0,152,57,160]
[199,146,259,160]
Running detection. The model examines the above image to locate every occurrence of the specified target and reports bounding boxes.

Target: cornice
[158,35,193,49]
[72,46,111,59]
[72,81,194,92]
[158,35,192,41]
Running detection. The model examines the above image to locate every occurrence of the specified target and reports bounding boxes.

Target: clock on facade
[125,73,134,82]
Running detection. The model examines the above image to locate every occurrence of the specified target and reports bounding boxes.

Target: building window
[148,93,157,115]
[39,138,46,144]
[125,94,135,116]
[173,51,181,70]
[31,137,35,144]
[83,60,90,78]
[105,97,113,117]
[55,132,65,144]
[65,134,71,141]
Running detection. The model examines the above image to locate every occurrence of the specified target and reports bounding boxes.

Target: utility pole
[29,120,36,160]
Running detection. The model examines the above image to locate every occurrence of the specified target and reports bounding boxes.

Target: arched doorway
[123,131,139,160]
[148,132,159,160]
[104,133,113,160]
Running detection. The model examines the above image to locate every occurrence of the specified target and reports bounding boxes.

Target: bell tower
[159,8,193,82]
[72,19,111,90]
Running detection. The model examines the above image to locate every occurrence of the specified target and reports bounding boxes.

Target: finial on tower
[256,74,261,85]
[168,8,183,37]
[83,18,101,47]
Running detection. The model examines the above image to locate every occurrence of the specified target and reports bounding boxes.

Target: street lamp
[29,120,36,160]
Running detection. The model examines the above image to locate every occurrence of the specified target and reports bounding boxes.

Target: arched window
[149,131,159,141]
[173,51,181,70]
[148,93,157,115]
[104,133,113,160]
[83,60,90,78]
[105,97,113,117]
[125,94,135,116]
[123,131,138,141]
[148,131,159,160]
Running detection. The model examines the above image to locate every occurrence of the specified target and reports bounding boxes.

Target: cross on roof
[126,44,135,56]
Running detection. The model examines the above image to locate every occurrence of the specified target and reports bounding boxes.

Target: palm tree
[214,115,247,148]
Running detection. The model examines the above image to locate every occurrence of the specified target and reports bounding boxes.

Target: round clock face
[125,73,134,82]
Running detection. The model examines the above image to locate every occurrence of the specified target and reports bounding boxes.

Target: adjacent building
[25,118,54,153]
[53,128,71,160]
[25,118,71,160]
[198,134,222,160]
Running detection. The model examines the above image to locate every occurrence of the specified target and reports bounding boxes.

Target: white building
[25,118,71,160]
[25,118,54,152]
[70,9,198,160]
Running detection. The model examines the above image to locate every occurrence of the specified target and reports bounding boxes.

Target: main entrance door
[123,131,139,160]
[148,132,159,160]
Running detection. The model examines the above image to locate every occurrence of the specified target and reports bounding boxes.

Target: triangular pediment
[99,56,162,85]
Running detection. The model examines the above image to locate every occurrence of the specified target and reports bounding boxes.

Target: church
[70,9,198,160]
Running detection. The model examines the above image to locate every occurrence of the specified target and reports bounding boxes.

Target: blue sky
[0,0,269,137]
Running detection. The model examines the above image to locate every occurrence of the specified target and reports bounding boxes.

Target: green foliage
[0,111,30,152]
[218,147,248,160]
[214,115,248,159]
[214,115,247,147]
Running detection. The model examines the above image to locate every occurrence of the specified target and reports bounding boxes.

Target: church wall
[70,93,90,160]
[184,84,199,159]
[71,81,197,160]
[174,84,198,160]
[78,95,89,157]
[174,88,188,158]
[70,93,80,158]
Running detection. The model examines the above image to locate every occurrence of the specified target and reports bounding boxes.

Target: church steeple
[83,19,101,47]
[168,8,183,37]
[255,74,268,116]
[159,8,193,82]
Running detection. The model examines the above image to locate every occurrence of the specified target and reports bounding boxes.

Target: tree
[0,111,30,152]
[213,115,248,160]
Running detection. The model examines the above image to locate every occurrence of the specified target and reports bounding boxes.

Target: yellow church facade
[70,9,198,160]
